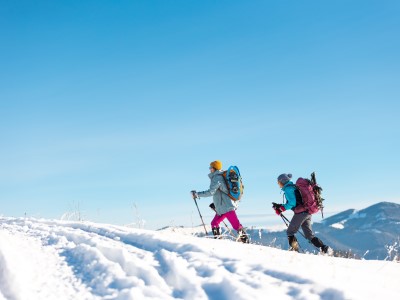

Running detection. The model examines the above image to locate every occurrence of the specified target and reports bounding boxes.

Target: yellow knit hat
[210,160,222,170]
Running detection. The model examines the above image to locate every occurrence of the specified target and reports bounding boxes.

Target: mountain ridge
[166,202,400,260]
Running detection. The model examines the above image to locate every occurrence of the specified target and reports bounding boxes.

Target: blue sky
[1,1,399,229]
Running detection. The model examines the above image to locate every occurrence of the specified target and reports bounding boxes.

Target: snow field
[0,226,91,300]
[0,217,399,300]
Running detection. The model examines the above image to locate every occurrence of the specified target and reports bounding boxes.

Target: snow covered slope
[209,202,400,260]
[0,217,399,300]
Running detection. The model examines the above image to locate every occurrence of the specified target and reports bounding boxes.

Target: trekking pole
[278,213,305,253]
[192,192,208,235]
[272,206,302,251]
[280,213,290,227]
[280,213,307,240]
[209,204,236,239]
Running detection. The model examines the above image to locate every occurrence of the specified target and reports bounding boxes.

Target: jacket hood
[208,170,224,179]
[282,180,294,190]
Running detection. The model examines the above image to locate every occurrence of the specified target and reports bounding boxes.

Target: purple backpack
[294,172,325,216]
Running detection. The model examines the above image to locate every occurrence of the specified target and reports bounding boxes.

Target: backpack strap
[282,183,303,208]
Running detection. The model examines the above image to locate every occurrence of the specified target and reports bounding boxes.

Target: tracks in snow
[0,218,346,300]
[0,226,90,300]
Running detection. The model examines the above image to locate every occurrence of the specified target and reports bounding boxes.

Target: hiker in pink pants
[191,160,248,243]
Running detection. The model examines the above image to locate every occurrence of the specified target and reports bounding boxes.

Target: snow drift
[0,217,399,300]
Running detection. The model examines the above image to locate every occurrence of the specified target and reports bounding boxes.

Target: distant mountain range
[164,202,400,260]
[247,202,400,260]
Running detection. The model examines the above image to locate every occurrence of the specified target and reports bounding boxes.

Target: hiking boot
[311,237,324,248]
[322,245,334,256]
[237,228,249,244]
[288,236,299,252]
[212,227,221,239]
[312,237,332,255]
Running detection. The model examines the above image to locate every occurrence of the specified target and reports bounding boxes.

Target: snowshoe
[237,228,250,244]
[288,236,300,252]
[212,227,221,239]
[322,245,334,256]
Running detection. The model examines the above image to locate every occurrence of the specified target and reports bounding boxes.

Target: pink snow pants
[211,210,242,231]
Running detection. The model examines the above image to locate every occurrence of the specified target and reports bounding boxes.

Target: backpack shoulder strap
[215,171,228,192]
[286,183,297,189]
[283,183,302,207]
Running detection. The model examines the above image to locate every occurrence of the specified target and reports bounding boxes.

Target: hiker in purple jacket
[273,173,332,254]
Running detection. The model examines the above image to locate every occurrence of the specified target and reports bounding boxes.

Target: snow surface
[0,217,399,300]
[329,223,345,230]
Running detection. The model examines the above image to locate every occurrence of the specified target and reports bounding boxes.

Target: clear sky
[1,0,399,229]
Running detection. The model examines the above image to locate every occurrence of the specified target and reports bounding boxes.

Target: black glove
[209,203,216,210]
[191,190,198,199]
[272,202,286,215]
[272,202,280,210]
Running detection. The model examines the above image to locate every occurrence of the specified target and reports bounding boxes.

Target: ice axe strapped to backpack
[295,172,325,217]
[278,172,325,217]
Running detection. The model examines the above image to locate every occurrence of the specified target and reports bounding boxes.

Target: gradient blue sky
[1,1,399,229]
